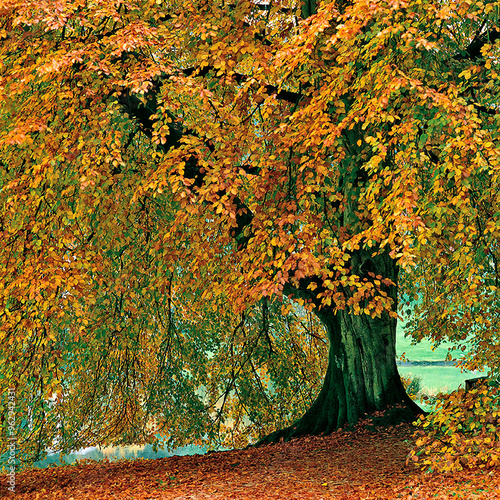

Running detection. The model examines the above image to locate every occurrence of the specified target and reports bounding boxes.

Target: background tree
[0,0,499,466]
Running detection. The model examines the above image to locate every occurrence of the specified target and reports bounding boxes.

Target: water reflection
[33,442,206,469]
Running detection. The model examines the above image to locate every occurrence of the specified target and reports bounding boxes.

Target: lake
[395,323,487,394]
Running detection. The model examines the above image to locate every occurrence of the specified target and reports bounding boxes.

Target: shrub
[408,381,500,472]
[401,375,422,400]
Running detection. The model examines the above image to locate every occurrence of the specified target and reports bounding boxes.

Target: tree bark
[259,251,423,444]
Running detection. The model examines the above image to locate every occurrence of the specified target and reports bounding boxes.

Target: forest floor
[2,422,500,499]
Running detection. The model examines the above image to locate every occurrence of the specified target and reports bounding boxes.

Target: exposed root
[256,402,424,446]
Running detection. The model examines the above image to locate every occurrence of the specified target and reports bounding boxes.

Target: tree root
[255,403,425,446]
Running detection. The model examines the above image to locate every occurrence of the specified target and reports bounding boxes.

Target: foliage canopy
[1,0,500,469]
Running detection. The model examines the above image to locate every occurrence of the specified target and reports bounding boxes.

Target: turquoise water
[398,365,487,395]
[396,322,452,362]
[395,323,487,394]
[32,321,485,468]
[34,443,205,469]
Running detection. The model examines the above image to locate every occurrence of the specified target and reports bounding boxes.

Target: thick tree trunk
[259,251,423,444]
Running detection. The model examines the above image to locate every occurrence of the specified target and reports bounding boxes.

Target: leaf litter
[2,423,499,499]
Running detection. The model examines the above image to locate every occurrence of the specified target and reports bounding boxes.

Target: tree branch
[454,27,500,61]
[180,66,302,104]
[118,84,255,248]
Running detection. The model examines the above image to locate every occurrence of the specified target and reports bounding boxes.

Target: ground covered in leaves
[2,424,499,499]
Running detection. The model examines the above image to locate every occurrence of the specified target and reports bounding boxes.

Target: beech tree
[1,0,499,465]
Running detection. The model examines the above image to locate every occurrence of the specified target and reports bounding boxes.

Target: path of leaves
[2,424,499,499]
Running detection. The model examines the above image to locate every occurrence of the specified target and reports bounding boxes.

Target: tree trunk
[259,251,423,444]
